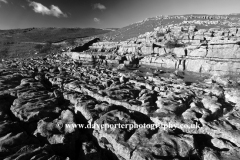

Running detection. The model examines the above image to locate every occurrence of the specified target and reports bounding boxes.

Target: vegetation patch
[0,48,9,59]
[66,38,77,46]
[35,42,61,54]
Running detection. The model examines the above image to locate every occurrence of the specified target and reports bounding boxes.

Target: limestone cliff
[87,25,240,76]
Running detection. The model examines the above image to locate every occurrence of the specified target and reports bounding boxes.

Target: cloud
[0,0,8,4]
[93,3,106,10]
[0,0,7,7]
[29,1,67,18]
[94,18,100,23]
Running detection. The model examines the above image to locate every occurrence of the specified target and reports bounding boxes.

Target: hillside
[2,14,240,59]
[102,14,240,41]
[0,27,110,43]
[0,28,110,59]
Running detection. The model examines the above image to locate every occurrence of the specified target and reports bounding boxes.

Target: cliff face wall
[86,25,240,75]
[140,42,240,75]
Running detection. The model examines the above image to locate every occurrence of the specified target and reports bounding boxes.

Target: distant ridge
[102,13,240,41]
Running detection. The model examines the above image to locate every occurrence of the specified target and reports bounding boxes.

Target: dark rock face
[1,41,240,160]
[71,38,100,52]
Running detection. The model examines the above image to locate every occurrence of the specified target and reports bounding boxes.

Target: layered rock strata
[80,26,240,76]
[1,42,240,160]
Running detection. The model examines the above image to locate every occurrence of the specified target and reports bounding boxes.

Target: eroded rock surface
[75,25,240,76]
[1,38,240,160]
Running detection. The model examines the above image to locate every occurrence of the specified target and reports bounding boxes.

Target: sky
[0,0,240,29]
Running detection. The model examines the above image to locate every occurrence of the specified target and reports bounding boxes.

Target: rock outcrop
[83,25,240,76]
[1,20,240,160]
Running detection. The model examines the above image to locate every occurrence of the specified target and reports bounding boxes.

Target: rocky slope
[82,24,240,76]
[102,14,240,41]
[0,48,240,159]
